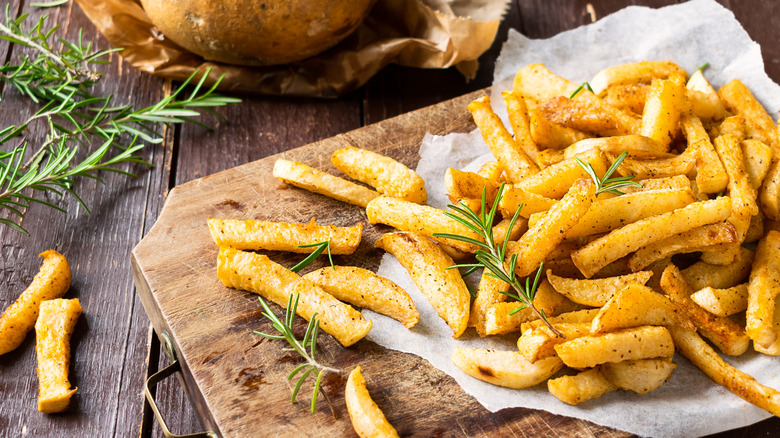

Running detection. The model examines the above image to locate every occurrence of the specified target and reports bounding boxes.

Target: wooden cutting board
[131,89,630,438]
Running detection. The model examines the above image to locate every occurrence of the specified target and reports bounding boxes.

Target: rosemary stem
[0,21,64,66]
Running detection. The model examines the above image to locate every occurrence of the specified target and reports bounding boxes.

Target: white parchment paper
[364,1,780,436]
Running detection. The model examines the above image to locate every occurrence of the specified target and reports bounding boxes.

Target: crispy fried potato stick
[747,230,780,354]
[452,346,563,389]
[345,366,400,438]
[35,298,81,413]
[0,250,70,356]
[601,359,676,394]
[554,325,675,369]
[331,146,427,204]
[590,283,694,334]
[548,368,617,405]
[546,270,653,307]
[207,218,362,254]
[273,159,379,207]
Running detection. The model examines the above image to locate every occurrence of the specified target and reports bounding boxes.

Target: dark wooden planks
[0,1,169,436]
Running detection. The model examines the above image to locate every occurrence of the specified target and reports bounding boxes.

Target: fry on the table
[35,298,81,413]
[272,159,379,207]
[345,366,400,438]
[331,146,427,204]
[452,346,563,389]
[207,218,362,254]
[0,250,71,356]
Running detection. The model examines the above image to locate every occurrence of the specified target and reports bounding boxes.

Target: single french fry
[517,148,608,200]
[517,322,591,363]
[686,69,726,120]
[613,146,697,180]
[366,196,482,253]
[621,174,692,194]
[572,197,732,278]
[601,359,677,394]
[745,210,766,243]
[375,232,470,337]
[207,218,362,254]
[477,160,505,182]
[0,250,71,356]
[35,298,81,413]
[714,134,759,236]
[445,167,499,208]
[628,222,738,272]
[331,146,427,204]
[718,115,747,139]
[590,61,687,95]
[521,308,600,333]
[538,96,639,137]
[513,63,579,101]
[548,368,618,405]
[345,366,399,438]
[681,246,754,290]
[452,346,563,389]
[503,90,540,164]
[742,139,774,191]
[669,326,780,417]
[554,325,674,369]
[563,135,670,160]
[546,270,652,307]
[482,279,578,336]
[217,247,371,347]
[470,270,509,337]
[660,264,750,356]
[529,106,592,150]
[640,75,687,150]
[747,230,780,353]
[590,283,694,334]
[509,179,596,277]
[497,185,557,218]
[272,159,379,207]
[304,266,419,328]
[681,115,729,194]
[691,284,749,317]
[529,187,696,239]
[469,96,539,182]
[492,217,528,246]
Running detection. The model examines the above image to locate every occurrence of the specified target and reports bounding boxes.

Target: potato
[304,266,419,328]
[590,283,693,334]
[452,346,563,389]
[140,0,374,66]
[613,147,697,180]
[562,135,670,160]
[497,185,557,218]
[217,247,371,346]
[602,83,648,115]
[590,61,687,95]
[331,146,427,204]
[601,359,676,394]
[681,115,728,194]
[503,90,541,165]
[366,196,482,253]
[742,139,774,191]
[516,148,608,199]
[640,75,687,150]
[345,366,399,438]
[469,96,539,182]
[482,279,578,336]
[747,230,780,353]
[691,284,749,317]
[513,63,579,101]
[375,232,470,337]
[529,106,592,150]
[681,246,754,290]
[0,250,71,356]
[669,326,780,417]
[546,270,653,307]
[207,218,362,254]
[547,368,617,405]
[554,326,675,369]
[628,222,738,272]
[469,270,509,337]
[273,159,379,207]
[538,96,638,137]
[516,322,591,363]
[444,167,499,208]
[572,197,732,278]
[686,69,726,120]
[35,298,81,413]
[521,308,599,333]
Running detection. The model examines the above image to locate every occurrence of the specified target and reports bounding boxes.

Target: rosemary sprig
[290,239,334,273]
[0,9,241,233]
[576,151,641,195]
[253,294,341,412]
[569,82,594,98]
[433,184,562,337]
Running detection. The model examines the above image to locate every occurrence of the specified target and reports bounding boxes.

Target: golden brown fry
[477,160,505,182]
[681,115,729,194]
[602,83,648,115]
[538,95,638,137]
[503,90,540,165]
[516,148,608,199]
[639,75,687,150]
[601,359,676,394]
[590,61,687,95]
[452,346,563,389]
[304,266,419,328]
[669,326,780,417]
[497,185,557,218]
[509,179,596,277]
[660,264,750,356]
[742,139,774,191]
[445,167,499,208]
[469,96,539,182]
[272,159,379,207]
[529,106,593,150]
[563,135,670,160]
[681,246,754,290]
[546,270,652,307]
[331,146,427,204]
[691,284,749,318]
[621,174,692,194]
[572,197,732,278]
[35,298,81,413]
[217,247,372,347]
[628,222,738,272]
[590,283,693,334]
[0,250,70,356]
[207,218,362,254]
[366,196,482,253]
[513,63,579,101]
[482,279,578,336]
[613,146,697,180]
[747,230,780,353]
[375,232,470,337]
[547,368,617,405]
[746,211,766,243]
[521,308,600,333]
[554,325,675,369]
[469,270,509,337]
[714,134,759,238]
[492,217,528,246]
[686,69,726,120]
[345,366,400,438]
[517,322,590,363]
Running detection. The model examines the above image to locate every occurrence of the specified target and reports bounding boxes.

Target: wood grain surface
[1,0,779,437]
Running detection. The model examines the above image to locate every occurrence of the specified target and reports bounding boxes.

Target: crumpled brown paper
[75,0,508,97]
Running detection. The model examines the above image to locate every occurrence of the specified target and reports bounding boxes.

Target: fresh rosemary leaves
[569,82,594,98]
[254,294,341,412]
[290,240,334,273]
[0,9,241,233]
[576,151,641,195]
[434,184,560,336]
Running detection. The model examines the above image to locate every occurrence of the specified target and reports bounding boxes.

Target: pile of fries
[211,60,780,434]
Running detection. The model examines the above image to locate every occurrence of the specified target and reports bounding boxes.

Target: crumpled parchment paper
[74,0,508,97]
[364,1,780,436]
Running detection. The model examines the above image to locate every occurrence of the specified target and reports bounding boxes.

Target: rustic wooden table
[1,0,779,437]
